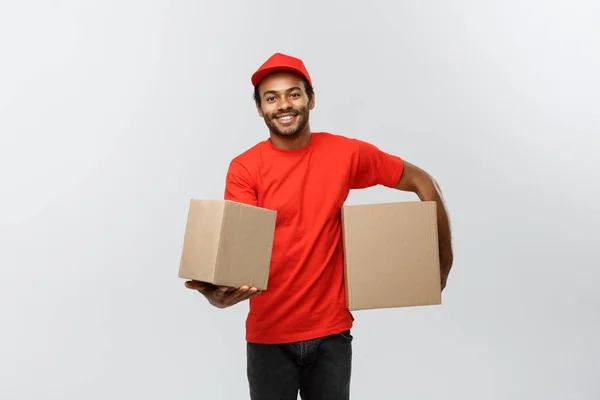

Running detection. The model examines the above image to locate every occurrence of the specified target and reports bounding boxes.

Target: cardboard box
[178,199,277,290]
[341,201,442,311]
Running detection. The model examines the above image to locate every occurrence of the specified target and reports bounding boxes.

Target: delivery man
[185,53,453,400]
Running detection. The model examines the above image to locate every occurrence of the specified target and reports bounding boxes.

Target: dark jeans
[247,330,353,400]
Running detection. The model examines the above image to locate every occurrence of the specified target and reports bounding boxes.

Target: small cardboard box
[341,201,442,311]
[178,199,277,290]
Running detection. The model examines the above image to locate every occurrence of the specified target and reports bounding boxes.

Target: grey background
[1,1,598,399]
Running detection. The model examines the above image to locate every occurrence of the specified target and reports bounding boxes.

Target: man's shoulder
[314,131,360,150]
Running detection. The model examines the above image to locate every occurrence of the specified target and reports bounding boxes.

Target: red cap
[251,53,312,88]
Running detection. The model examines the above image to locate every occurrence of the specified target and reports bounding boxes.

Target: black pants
[246,330,353,400]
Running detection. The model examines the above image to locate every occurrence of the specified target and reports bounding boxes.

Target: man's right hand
[184,280,262,309]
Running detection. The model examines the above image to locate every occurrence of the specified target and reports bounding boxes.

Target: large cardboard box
[341,201,442,311]
[178,199,277,290]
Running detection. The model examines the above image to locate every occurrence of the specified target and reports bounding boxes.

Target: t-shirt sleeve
[224,160,258,206]
[350,139,404,189]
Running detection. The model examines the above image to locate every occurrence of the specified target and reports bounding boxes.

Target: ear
[255,101,264,117]
[308,92,316,111]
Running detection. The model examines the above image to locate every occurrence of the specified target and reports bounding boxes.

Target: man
[185,53,453,399]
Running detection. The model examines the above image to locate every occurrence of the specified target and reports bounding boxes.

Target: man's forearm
[415,178,453,287]
[392,161,454,289]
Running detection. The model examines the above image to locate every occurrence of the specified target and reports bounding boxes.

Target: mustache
[273,110,299,118]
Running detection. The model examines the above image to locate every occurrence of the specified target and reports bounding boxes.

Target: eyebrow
[262,86,303,98]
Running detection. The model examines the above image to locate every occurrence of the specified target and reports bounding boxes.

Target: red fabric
[251,52,312,87]
[224,132,404,344]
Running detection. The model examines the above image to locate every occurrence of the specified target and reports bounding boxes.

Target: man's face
[255,72,314,139]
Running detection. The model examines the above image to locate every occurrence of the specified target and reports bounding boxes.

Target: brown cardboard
[178,199,277,290]
[341,201,442,311]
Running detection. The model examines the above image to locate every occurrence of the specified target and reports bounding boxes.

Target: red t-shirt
[224,132,404,344]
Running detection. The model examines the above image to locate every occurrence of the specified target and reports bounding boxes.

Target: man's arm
[394,160,453,290]
[224,160,258,206]
[349,139,453,290]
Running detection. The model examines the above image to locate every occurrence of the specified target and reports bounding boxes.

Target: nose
[276,96,292,110]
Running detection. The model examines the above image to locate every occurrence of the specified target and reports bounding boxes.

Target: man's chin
[270,123,301,137]
[272,130,301,139]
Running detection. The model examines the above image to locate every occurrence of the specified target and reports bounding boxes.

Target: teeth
[278,115,294,121]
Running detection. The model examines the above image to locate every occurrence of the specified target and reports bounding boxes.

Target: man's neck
[269,129,312,151]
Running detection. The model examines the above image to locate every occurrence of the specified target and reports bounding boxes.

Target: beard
[262,106,310,139]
